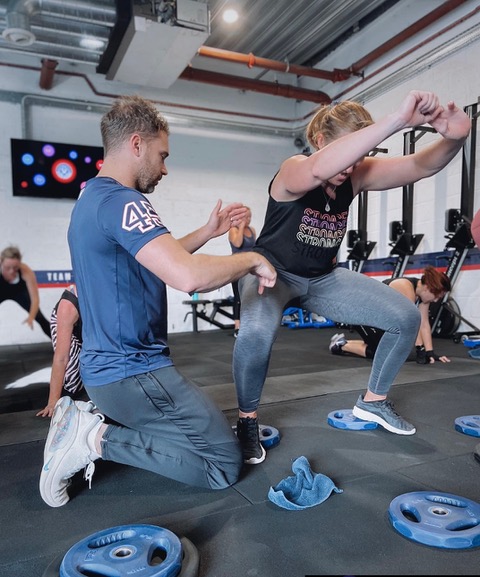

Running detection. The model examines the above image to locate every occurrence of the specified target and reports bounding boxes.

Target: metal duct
[2,0,40,45]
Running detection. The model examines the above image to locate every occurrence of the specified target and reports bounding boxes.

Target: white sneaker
[74,400,96,413]
[40,400,104,508]
[43,397,73,460]
[329,333,347,355]
[43,398,96,459]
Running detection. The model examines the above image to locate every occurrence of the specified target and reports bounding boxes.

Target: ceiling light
[222,8,239,24]
[80,37,105,51]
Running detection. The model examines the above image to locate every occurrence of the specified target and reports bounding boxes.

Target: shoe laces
[383,400,400,417]
[84,461,96,490]
[242,420,260,443]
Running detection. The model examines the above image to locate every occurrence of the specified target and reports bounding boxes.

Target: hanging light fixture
[222,7,239,24]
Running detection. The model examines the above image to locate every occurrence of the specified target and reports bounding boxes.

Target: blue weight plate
[327,409,378,430]
[454,415,480,437]
[388,491,480,549]
[462,336,480,348]
[258,424,281,448]
[60,524,183,577]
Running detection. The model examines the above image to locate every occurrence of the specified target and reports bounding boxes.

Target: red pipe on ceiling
[192,0,467,92]
[179,67,331,104]
[12,0,475,111]
[196,46,354,82]
[350,0,469,73]
[39,58,58,90]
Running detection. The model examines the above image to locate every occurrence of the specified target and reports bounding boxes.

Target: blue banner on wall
[34,248,480,288]
[340,247,480,277]
[36,270,73,287]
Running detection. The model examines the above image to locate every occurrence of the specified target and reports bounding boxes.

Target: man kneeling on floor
[39,95,276,508]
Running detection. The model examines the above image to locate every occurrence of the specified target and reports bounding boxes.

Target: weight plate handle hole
[150,546,168,566]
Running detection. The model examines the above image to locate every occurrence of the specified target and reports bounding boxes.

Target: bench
[183,297,235,332]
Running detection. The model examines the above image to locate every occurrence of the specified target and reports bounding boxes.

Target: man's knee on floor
[206,446,242,489]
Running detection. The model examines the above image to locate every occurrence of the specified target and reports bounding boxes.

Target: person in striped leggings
[36,284,89,418]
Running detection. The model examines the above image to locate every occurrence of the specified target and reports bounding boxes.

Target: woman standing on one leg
[232,91,471,464]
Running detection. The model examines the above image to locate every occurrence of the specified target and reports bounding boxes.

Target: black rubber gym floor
[1,326,479,576]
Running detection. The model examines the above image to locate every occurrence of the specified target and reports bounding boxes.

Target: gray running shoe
[352,394,416,435]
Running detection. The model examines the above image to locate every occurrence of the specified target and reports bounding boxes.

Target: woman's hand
[429,100,471,141]
[395,91,443,130]
[36,401,59,418]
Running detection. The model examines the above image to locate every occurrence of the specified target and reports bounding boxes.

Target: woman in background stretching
[329,266,452,364]
[0,245,51,338]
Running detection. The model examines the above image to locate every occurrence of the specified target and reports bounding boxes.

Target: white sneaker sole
[40,402,80,507]
[352,405,416,436]
[244,444,266,465]
[43,397,73,460]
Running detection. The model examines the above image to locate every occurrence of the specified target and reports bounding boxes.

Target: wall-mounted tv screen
[10,138,103,200]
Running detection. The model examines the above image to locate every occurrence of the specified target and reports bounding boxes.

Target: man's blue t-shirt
[68,176,173,386]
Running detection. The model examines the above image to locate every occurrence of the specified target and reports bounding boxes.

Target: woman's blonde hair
[1,245,22,262]
[306,101,374,150]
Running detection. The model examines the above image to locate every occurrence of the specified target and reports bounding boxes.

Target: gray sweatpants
[86,366,242,490]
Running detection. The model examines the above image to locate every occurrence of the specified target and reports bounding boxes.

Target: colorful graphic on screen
[11,138,103,200]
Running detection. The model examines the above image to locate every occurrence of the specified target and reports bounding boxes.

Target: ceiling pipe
[350,0,470,74]
[0,61,300,127]
[39,58,58,90]
[179,67,331,104]
[195,0,465,88]
[196,46,356,82]
[0,0,473,115]
[333,2,480,101]
[0,0,474,134]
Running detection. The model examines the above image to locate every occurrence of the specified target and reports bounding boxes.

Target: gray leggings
[233,267,420,413]
[85,366,242,490]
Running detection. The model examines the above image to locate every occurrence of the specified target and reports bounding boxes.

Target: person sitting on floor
[329,266,452,364]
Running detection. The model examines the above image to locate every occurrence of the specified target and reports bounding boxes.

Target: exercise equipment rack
[431,101,480,342]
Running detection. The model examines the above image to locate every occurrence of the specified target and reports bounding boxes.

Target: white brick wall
[0,30,479,344]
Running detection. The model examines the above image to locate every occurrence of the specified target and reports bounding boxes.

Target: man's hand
[252,255,277,295]
[205,200,248,238]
